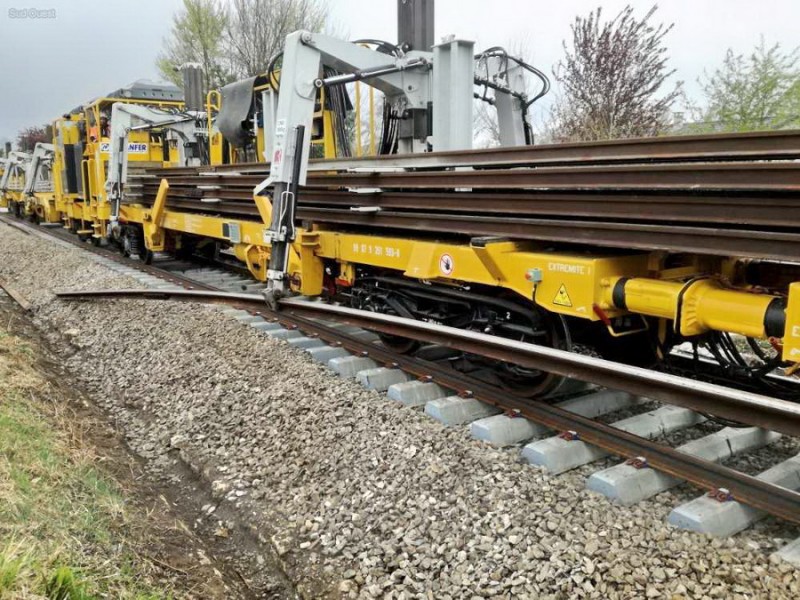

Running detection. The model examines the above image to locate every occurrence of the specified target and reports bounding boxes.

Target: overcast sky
[1,0,798,145]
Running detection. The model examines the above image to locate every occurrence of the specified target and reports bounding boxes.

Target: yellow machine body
[784,283,800,363]
[1,173,26,208]
[33,96,183,238]
[51,116,84,225]
[25,191,59,223]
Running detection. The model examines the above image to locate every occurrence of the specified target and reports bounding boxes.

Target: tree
[225,0,329,78]
[16,126,50,152]
[156,0,231,92]
[689,40,800,133]
[550,5,681,142]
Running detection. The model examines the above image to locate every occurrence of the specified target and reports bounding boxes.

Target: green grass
[0,329,178,599]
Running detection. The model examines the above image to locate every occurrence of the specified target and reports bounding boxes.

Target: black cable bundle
[322,67,353,158]
[379,102,400,155]
[474,46,551,145]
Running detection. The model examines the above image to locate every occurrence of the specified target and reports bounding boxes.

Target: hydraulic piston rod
[607,277,786,340]
[314,58,430,88]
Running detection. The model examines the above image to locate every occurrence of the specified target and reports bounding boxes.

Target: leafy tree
[16,125,50,152]
[225,0,329,78]
[550,4,681,142]
[689,40,800,133]
[156,0,330,94]
[156,0,232,92]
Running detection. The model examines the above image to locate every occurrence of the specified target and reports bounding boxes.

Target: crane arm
[0,152,31,192]
[260,31,433,306]
[105,102,204,225]
[106,103,194,199]
[22,143,55,196]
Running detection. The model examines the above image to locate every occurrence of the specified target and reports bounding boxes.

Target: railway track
[4,214,800,548]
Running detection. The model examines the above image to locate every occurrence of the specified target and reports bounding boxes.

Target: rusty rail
[134,185,800,229]
[304,162,800,192]
[296,207,800,262]
[125,128,800,262]
[149,129,800,174]
[0,278,32,311]
[142,162,800,193]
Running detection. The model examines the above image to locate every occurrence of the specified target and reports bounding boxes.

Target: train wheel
[122,225,151,263]
[120,231,132,257]
[377,331,420,355]
[359,293,420,354]
[352,277,571,398]
[495,311,572,398]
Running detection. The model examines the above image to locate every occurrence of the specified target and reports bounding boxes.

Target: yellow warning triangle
[553,284,572,307]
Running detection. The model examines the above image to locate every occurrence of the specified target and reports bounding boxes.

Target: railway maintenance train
[4,0,800,401]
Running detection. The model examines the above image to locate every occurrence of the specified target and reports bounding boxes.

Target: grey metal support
[398,0,435,52]
[432,38,475,151]
[104,102,206,229]
[488,59,528,147]
[22,143,54,196]
[180,63,205,112]
[0,152,31,193]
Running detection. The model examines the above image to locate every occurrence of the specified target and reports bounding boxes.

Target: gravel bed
[724,434,800,477]
[1,222,800,599]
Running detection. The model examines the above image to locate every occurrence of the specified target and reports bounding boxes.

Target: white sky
[0,0,798,145]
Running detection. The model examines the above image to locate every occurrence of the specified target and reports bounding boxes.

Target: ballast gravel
[1,223,800,599]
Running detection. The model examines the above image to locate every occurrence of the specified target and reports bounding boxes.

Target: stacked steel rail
[127,130,800,262]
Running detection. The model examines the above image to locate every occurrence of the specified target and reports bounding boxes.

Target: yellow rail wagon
[42,80,184,243]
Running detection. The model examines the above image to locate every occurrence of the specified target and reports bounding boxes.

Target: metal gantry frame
[258,24,537,303]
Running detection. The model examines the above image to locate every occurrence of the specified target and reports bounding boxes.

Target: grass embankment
[0,327,175,599]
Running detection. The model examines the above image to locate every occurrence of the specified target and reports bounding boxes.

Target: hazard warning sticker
[439,253,455,276]
[553,283,572,307]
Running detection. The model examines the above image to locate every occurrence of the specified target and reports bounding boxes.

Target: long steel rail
[134,185,800,229]
[306,129,800,170]
[304,162,800,192]
[295,208,800,262]
[298,190,800,228]
[0,277,32,311]
[127,189,800,261]
[129,129,800,262]
[145,162,800,193]
[54,287,800,526]
[149,129,800,175]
